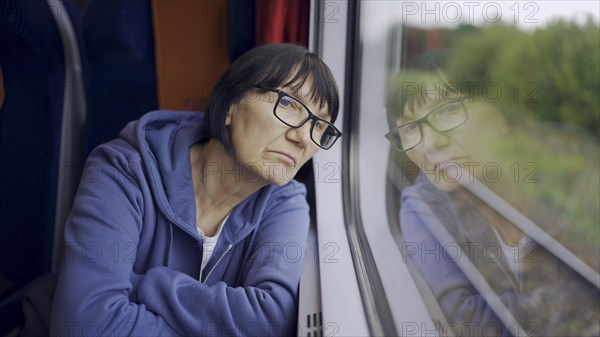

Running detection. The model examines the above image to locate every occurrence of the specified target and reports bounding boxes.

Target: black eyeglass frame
[385,99,468,152]
[256,85,342,150]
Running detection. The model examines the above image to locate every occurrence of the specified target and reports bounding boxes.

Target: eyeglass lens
[393,101,467,151]
[275,93,340,149]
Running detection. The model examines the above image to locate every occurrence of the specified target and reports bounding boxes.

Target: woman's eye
[316,122,327,131]
[280,97,292,107]
[436,103,463,123]
[405,123,419,132]
[441,102,461,114]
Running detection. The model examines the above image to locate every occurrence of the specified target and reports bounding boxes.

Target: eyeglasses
[385,100,468,152]
[256,85,342,150]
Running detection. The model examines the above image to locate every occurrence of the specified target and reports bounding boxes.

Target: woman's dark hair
[387,50,457,123]
[204,43,339,151]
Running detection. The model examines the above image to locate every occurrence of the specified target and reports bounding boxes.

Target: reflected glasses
[256,85,342,150]
[385,100,468,152]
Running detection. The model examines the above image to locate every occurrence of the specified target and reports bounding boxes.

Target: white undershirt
[197,214,229,281]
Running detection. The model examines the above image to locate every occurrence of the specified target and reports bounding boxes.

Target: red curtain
[255,0,309,47]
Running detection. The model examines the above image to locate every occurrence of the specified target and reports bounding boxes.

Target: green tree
[445,20,600,137]
[534,18,600,137]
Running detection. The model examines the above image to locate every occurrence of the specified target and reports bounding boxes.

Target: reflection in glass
[386,39,599,336]
[386,99,468,152]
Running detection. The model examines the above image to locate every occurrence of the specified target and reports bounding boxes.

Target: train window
[352,1,599,336]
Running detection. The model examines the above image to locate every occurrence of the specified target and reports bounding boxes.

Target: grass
[490,122,599,271]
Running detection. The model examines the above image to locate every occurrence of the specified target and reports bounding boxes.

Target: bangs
[388,69,459,118]
[282,56,338,114]
[245,46,339,122]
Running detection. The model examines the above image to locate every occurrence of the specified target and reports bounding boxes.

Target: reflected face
[226,84,327,186]
[400,96,506,191]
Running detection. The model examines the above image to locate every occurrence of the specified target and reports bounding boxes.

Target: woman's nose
[287,121,312,147]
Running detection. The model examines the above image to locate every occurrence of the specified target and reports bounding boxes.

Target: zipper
[202,243,233,284]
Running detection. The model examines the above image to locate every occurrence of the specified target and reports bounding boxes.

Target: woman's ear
[225,105,234,126]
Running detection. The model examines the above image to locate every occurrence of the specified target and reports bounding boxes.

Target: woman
[49,44,341,336]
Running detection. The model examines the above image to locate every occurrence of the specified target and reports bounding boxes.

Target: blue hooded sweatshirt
[50,110,310,336]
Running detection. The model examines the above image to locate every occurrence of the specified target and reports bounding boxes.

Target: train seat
[0,0,65,334]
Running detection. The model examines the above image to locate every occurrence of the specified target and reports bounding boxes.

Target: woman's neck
[190,139,266,235]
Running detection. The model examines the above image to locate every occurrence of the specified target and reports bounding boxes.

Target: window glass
[373,2,599,336]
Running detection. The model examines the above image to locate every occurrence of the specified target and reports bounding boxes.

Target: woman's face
[401,96,506,191]
[226,84,328,186]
